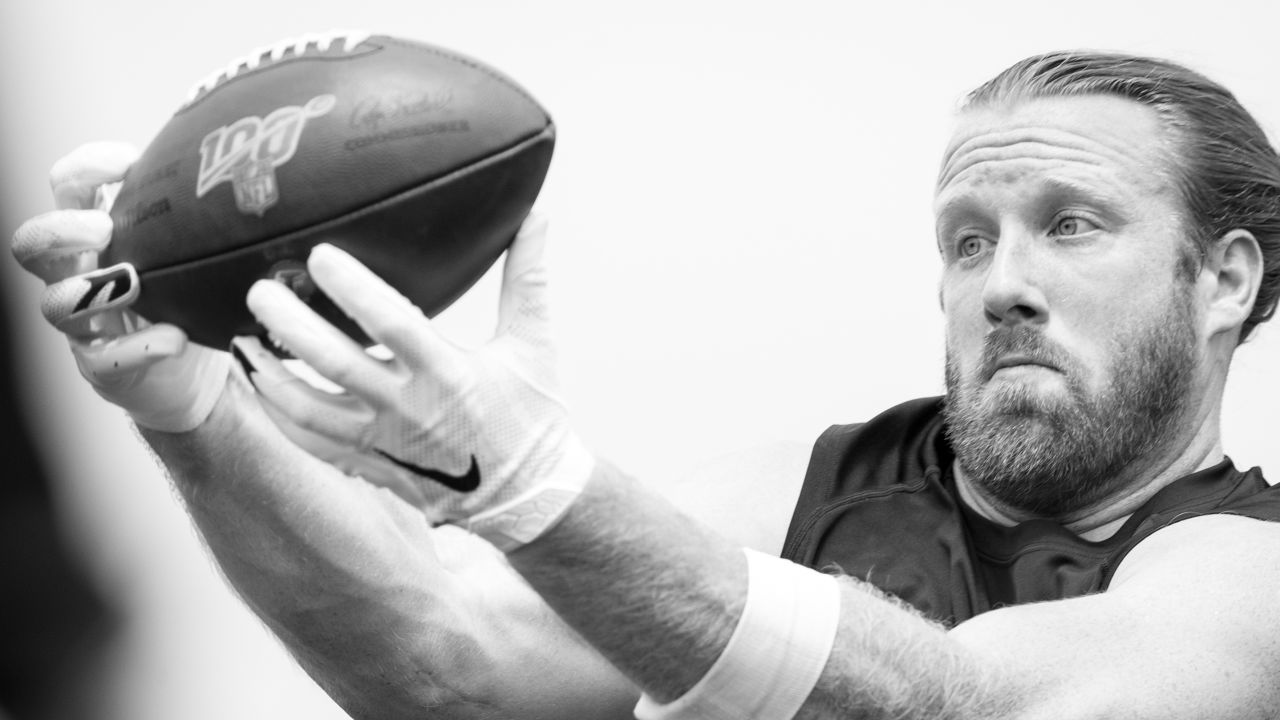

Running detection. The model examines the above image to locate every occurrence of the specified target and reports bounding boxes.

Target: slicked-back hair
[964,51,1280,343]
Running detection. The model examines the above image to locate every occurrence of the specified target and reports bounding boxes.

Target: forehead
[935,95,1181,212]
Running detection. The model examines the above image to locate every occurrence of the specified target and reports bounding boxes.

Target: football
[103,30,555,350]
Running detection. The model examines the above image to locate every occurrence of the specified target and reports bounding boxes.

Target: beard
[942,292,1198,519]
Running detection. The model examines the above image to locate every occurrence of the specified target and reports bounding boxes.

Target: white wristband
[634,549,841,720]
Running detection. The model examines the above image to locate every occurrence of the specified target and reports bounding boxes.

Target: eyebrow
[1038,176,1126,208]
[935,174,1126,222]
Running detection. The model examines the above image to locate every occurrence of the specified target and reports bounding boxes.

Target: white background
[3,1,1279,717]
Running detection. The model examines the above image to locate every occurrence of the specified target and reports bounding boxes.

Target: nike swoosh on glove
[242,215,594,551]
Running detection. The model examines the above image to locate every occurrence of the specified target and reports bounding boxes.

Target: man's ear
[1201,229,1263,339]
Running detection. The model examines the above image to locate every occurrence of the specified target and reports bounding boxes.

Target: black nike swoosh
[73,265,135,313]
[375,451,481,493]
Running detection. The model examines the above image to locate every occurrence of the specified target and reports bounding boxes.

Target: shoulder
[656,440,813,555]
[1110,513,1280,674]
[1112,512,1280,587]
[949,514,1280,717]
[1104,461,1280,587]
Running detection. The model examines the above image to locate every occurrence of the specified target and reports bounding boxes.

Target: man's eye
[1052,216,1097,236]
[958,236,986,257]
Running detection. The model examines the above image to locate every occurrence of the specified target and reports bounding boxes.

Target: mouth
[985,354,1059,380]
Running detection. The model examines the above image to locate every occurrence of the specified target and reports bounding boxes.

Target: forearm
[138,374,480,715]
[139,372,643,718]
[508,461,1009,719]
[801,583,1007,720]
[509,463,746,701]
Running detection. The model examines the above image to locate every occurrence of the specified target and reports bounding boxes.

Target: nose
[981,229,1049,327]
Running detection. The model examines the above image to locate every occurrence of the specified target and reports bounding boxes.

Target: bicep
[948,515,1280,719]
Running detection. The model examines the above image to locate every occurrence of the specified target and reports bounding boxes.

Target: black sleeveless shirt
[781,397,1280,627]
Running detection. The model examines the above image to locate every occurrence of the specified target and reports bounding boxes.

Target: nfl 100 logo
[196,94,336,216]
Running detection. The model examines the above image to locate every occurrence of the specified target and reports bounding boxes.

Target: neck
[954,401,1226,541]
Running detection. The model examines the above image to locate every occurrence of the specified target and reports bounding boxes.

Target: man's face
[935,94,1204,519]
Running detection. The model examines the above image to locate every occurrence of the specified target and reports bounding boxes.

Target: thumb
[73,323,187,385]
[496,212,552,343]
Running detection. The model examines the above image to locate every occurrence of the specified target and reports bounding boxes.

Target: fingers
[305,243,461,373]
[50,141,139,210]
[232,335,433,508]
[502,212,551,296]
[232,335,377,446]
[16,142,136,283]
[41,263,139,340]
[246,276,392,399]
[12,209,113,283]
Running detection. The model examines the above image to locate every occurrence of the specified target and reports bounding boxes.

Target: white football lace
[184,30,373,104]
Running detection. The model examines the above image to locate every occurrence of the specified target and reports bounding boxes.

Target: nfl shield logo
[232,159,280,216]
[196,95,335,217]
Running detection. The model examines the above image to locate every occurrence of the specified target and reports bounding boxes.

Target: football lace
[184,30,373,104]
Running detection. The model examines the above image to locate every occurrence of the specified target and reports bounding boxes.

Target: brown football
[104,31,554,349]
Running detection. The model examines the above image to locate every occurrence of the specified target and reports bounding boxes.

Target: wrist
[467,432,596,551]
[135,367,260,498]
[117,342,234,433]
[634,549,841,720]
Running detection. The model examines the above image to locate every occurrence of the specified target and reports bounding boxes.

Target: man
[14,50,1280,718]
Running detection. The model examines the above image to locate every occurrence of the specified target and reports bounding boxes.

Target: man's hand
[11,142,230,433]
[243,216,594,550]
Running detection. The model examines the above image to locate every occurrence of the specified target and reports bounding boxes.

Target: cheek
[1054,285,1182,394]
[940,277,987,367]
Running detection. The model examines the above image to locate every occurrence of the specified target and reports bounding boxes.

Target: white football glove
[11,142,231,433]
[241,215,594,551]
[230,334,443,512]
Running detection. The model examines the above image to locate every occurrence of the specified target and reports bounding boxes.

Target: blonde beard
[941,295,1197,518]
